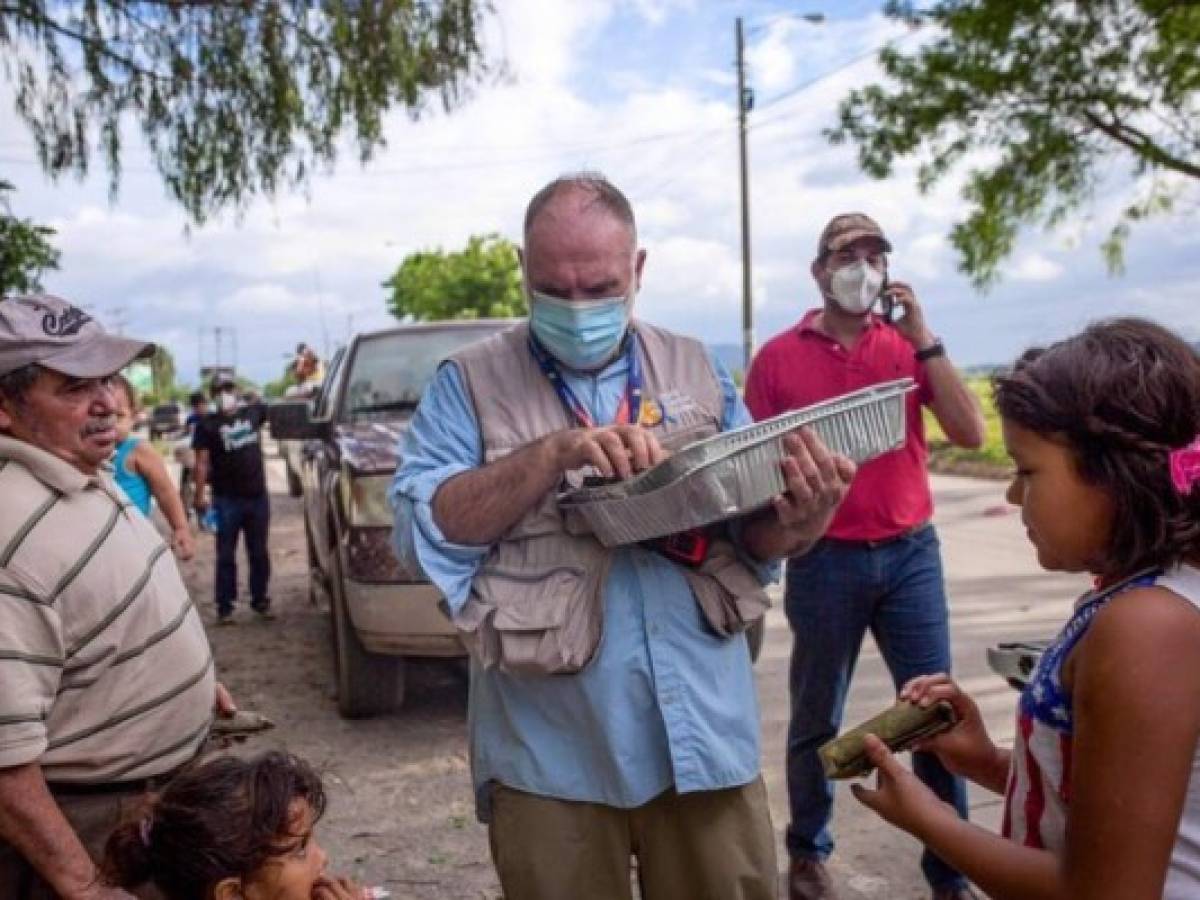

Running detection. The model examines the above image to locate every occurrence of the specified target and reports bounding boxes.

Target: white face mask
[829,259,884,315]
[216,391,238,413]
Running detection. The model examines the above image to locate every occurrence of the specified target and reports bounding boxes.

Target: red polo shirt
[744,309,935,542]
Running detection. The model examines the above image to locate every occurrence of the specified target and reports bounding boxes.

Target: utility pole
[735,17,754,375]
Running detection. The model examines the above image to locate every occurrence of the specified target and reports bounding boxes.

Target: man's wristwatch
[914,339,946,362]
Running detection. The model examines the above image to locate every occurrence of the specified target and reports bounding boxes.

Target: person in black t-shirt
[193,375,272,624]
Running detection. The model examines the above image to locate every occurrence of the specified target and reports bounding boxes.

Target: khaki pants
[488,777,777,900]
[0,788,162,899]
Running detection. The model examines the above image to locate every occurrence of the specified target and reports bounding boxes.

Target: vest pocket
[486,567,576,630]
[470,563,602,675]
[682,539,771,637]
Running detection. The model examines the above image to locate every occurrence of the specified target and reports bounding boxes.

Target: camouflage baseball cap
[0,294,155,378]
[816,213,893,258]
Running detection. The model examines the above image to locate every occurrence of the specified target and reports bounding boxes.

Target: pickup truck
[269,320,515,717]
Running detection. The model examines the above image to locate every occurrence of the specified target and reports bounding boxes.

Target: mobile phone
[879,278,903,324]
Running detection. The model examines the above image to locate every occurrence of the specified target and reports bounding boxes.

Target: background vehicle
[149,402,185,439]
[279,378,330,497]
[270,321,514,717]
[986,639,1051,691]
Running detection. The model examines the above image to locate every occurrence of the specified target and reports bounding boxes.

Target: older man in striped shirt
[0,295,228,899]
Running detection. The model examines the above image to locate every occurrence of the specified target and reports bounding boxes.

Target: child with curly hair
[853,318,1200,898]
[102,752,367,900]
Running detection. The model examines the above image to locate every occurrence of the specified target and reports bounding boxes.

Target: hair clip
[1169,436,1200,496]
[139,816,153,847]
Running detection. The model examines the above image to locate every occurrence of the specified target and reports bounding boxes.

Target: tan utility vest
[448,321,770,676]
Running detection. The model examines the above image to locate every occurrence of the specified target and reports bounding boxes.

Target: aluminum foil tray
[560,378,914,547]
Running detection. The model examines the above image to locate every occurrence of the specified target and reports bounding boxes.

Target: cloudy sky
[3,0,1198,384]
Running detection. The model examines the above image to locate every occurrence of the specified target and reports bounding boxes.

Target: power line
[748,28,921,133]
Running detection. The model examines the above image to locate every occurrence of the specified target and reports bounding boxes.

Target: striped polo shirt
[0,436,214,783]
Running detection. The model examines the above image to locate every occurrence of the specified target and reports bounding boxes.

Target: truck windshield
[344,325,508,421]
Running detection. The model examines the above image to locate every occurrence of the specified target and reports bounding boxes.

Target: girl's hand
[312,876,363,900]
[899,673,997,781]
[850,734,953,839]
[172,526,195,561]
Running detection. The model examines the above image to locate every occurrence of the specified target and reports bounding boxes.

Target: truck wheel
[329,551,405,718]
[286,463,303,498]
[746,618,766,664]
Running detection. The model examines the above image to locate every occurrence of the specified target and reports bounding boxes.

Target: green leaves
[0,180,60,296]
[383,233,526,322]
[828,0,1200,288]
[1,0,491,224]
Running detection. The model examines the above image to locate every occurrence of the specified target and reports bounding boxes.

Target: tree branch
[1082,109,1200,179]
[0,7,174,82]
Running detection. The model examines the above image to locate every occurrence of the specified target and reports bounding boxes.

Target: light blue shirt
[390,345,777,819]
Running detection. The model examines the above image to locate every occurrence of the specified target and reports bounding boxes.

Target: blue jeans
[213,494,270,614]
[784,524,968,890]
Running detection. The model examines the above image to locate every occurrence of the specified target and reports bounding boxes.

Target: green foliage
[924,377,1011,469]
[384,232,525,321]
[263,378,289,399]
[149,347,176,400]
[264,358,303,398]
[0,180,60,295]
[1,1,491,224]
[264,369,299,399]
[829,1,1200,288]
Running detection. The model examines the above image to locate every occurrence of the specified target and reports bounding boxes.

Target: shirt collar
[0,435,96,494]
[796,308,885,340]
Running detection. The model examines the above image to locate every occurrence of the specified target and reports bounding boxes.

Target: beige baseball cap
[816,213,893,259]
[0,294,155,378]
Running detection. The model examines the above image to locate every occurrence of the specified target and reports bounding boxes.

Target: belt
[47,768,182,796]
[46,750,201,796]
[820,521,931,551]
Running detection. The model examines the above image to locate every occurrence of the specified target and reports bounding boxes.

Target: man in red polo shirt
[745,214,986,900]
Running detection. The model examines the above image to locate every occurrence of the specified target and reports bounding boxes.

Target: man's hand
[547,424,667,481]
[432,424,668,547]
[741,427,855,562]
[214,682,237,718]
[171,526,195,560]
[772,427,855,541]
[883,280,935,349]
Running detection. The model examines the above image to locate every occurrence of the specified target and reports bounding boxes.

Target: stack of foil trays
[559,378,914,547]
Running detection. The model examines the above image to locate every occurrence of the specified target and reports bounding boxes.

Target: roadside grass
[924,377,1012,476]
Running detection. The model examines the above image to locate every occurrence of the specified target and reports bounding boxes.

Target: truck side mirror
[269,401,329,441]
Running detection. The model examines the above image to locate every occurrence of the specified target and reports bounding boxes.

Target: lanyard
[528,333,643,429]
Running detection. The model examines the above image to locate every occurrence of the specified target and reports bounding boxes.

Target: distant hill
[707,343,745,377]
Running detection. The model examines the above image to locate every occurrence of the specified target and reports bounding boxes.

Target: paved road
[190,462,1086,898]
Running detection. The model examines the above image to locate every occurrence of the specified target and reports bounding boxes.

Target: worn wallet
[818,699,958,780]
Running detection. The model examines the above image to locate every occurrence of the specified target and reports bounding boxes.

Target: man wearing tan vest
[391,173,856,899]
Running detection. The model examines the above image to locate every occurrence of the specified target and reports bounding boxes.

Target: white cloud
[2,1,1196,383]
[1009,253,1065,283]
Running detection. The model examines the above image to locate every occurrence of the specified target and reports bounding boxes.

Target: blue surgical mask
[528,290,631,371]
